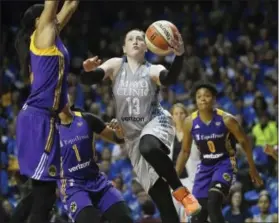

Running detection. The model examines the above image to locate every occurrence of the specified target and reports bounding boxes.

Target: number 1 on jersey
[72,144,81,162]
[207,140,216,153]
[126,97,140,116]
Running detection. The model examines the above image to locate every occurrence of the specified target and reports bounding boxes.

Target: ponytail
[15,4,44,77]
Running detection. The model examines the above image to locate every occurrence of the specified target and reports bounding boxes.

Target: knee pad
[207,191,226,223]
[139,135,161,156]
[113,214,134,223]
[207,190,223,211]
[209,181,230,198]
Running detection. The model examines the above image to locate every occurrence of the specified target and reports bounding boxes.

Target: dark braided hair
[15,4,44,77]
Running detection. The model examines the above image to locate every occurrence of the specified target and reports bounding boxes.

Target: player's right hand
[264,144,274,156]
[108,119,124,138]
[249,167,263,187]
[169,32,184,56]
[83,56,102,72]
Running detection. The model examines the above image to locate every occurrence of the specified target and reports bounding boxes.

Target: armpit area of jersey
[81,112,106,134]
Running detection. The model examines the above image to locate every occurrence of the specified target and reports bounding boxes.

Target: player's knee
[139,135,156,156]
[207,190,223,211]
[113,214,133,223]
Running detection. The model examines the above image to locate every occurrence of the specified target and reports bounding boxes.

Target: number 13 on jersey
[126,97,140,116]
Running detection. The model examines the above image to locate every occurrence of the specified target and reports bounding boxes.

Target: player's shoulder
[183,115,194,132]
[215,108,234,119]
[105,57,123,66]
[150,64,166,69]
[217,109,238,126]
[79,112,98,120]
[149,64,166,74]
[190,110,199,120]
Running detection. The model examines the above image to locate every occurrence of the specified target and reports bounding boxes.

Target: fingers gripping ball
[145,20,179,56]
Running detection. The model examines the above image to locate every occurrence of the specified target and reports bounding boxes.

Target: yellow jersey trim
[74,112,82,117]
[216,109,224,116]
[191,111,198,119]
[30,31,63,56]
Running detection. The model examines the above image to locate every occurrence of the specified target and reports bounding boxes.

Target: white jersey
[112,57,175,192]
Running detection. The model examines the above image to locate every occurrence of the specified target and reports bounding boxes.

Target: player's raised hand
[264,144,274,156]
[108,119,124,138]
[169,32,184,56]
[83,56,102,72]
[63,0,79,10]
[249,167,263,187]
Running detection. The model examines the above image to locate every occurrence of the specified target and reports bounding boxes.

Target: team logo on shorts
[223,173,231,182]
[48,165,57,177]
[70,201,77,213]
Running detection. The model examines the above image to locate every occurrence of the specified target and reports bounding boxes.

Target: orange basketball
[145,20,179,56]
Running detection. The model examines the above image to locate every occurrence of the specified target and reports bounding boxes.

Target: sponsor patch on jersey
[223,173,231,182]
[48,165,57,177]
[70,201,77,213]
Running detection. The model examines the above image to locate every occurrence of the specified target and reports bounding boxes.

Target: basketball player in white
[170,103,201,222]
[80,28,201,222]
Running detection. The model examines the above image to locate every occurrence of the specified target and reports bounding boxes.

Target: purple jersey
[58,112,106,180]
[191,109,236,165]
[26,31,70,113]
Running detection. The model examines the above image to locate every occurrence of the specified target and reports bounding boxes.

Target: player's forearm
[175,150,189,176]
[241,141,256,168]
[80,68,105,85]
[57,1,79,31]
[100,130,124,145]
[159,54,184,86]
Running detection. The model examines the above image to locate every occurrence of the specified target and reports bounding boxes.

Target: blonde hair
[170,103,188,116]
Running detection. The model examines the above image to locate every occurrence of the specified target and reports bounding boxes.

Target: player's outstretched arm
[99,127,125,145]
[176,116,193,177]
[81,112,124,144]
[35,1,60,49]
[80,57,122,85]
[57,0,79,31]
[223,114,263,186]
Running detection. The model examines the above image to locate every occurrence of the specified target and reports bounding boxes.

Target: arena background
[1,0,278,222]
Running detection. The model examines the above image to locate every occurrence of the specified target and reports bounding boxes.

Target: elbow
[159,71,176,86]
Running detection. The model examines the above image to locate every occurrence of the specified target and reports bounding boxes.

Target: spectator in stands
[113,176,125,192]
[1,199,13,222]
[252,112,278,147]
[224,190,252,223]
[139,200,161,223]
[101,147,112,162]
[252,93,268,117]
[252,191,278,223]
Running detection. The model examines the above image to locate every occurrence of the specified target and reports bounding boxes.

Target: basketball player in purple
[13,1,78,223]
[176,81,263,223]
[57,102,133,223]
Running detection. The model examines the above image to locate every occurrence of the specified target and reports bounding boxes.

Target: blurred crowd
[1,0,278,222]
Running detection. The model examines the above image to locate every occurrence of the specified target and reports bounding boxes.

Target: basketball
[145,20,179,56]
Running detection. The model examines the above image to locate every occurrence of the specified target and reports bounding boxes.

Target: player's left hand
[83,56,102,72]
[249,167,263,187]
[169,32,184,56]
[64,0,79,9]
